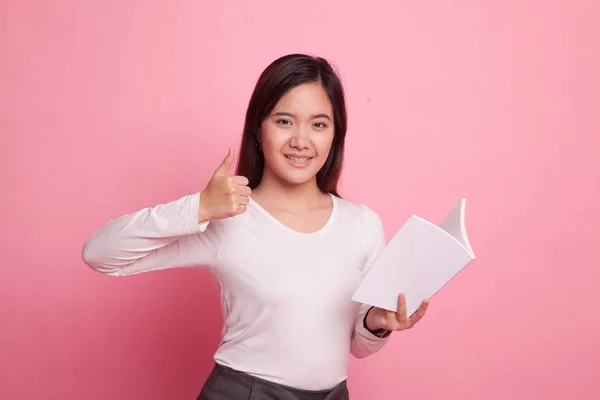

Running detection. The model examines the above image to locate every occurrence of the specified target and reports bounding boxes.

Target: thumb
[213,148,234,177]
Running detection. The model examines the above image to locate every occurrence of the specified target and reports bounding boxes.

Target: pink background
[2,1,599,399]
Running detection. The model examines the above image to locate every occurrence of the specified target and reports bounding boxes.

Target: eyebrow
[272,111,332,121]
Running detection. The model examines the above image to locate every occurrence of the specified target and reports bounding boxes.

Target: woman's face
[259,82,335,188]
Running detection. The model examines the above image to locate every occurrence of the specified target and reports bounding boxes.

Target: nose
[289,125,310,150]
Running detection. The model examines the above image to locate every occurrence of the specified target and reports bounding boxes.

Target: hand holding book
[365,293,430,335]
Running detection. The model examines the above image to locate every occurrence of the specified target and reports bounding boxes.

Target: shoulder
[332,195,385,237]
[333,196,386,265]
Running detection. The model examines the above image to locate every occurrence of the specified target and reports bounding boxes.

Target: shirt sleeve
[81,192,223,276]
[350,204,391,359]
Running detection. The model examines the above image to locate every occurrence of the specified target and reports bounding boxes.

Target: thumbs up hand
[198,149,251,223]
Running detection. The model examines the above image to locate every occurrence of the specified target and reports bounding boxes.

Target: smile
[284,154,313,167]
[285,155,312,163]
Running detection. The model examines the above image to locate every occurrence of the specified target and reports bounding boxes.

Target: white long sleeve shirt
[82,192,390,390]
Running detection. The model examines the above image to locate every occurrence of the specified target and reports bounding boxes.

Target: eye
[313,122,328,129]
[275,119,292,125]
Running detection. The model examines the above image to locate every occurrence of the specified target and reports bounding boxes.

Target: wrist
[197,191,211,223]
[365,306,380,331]
[364,306,391,338]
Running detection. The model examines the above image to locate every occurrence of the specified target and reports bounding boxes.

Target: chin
[275,161,324,186]
[277,170,318,186]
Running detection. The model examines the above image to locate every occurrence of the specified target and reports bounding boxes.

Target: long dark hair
[236,54,347,197]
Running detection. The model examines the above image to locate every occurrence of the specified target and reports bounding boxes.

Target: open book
[352,198,476,316]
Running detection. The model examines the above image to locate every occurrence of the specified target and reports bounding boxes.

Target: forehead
[273,83,332,115]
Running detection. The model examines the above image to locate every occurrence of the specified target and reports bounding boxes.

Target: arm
[351,304,392,358]
[81,192,222,276]
[350,205,391,359]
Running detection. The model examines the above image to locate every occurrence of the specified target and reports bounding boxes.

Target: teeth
[285,156,311,163]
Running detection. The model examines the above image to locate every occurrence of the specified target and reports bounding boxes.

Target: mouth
[284,154,314,167]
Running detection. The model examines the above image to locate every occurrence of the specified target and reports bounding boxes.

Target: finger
[227,193,249,210]
[236,204,247,214]
[409,299,429,325]
[233,175,250,186]
[237,185,252,197]
[238,195,250,205]
[213,148,234,177]
[396,293,408,324]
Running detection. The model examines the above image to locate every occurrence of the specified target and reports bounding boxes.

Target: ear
[255,132,262,151]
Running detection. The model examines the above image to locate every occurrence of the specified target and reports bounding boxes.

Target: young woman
[82,54,429,400]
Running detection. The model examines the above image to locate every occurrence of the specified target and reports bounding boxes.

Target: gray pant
[198,363,350,400]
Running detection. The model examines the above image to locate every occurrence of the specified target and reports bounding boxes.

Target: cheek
[260,131,288,166]
[316,133,335,156]
[259,126,277,151]
[260,122,285,145]
[261,136,282,156]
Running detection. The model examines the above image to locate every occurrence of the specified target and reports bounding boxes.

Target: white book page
[440,198,475,259]
[352,212,475,315]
